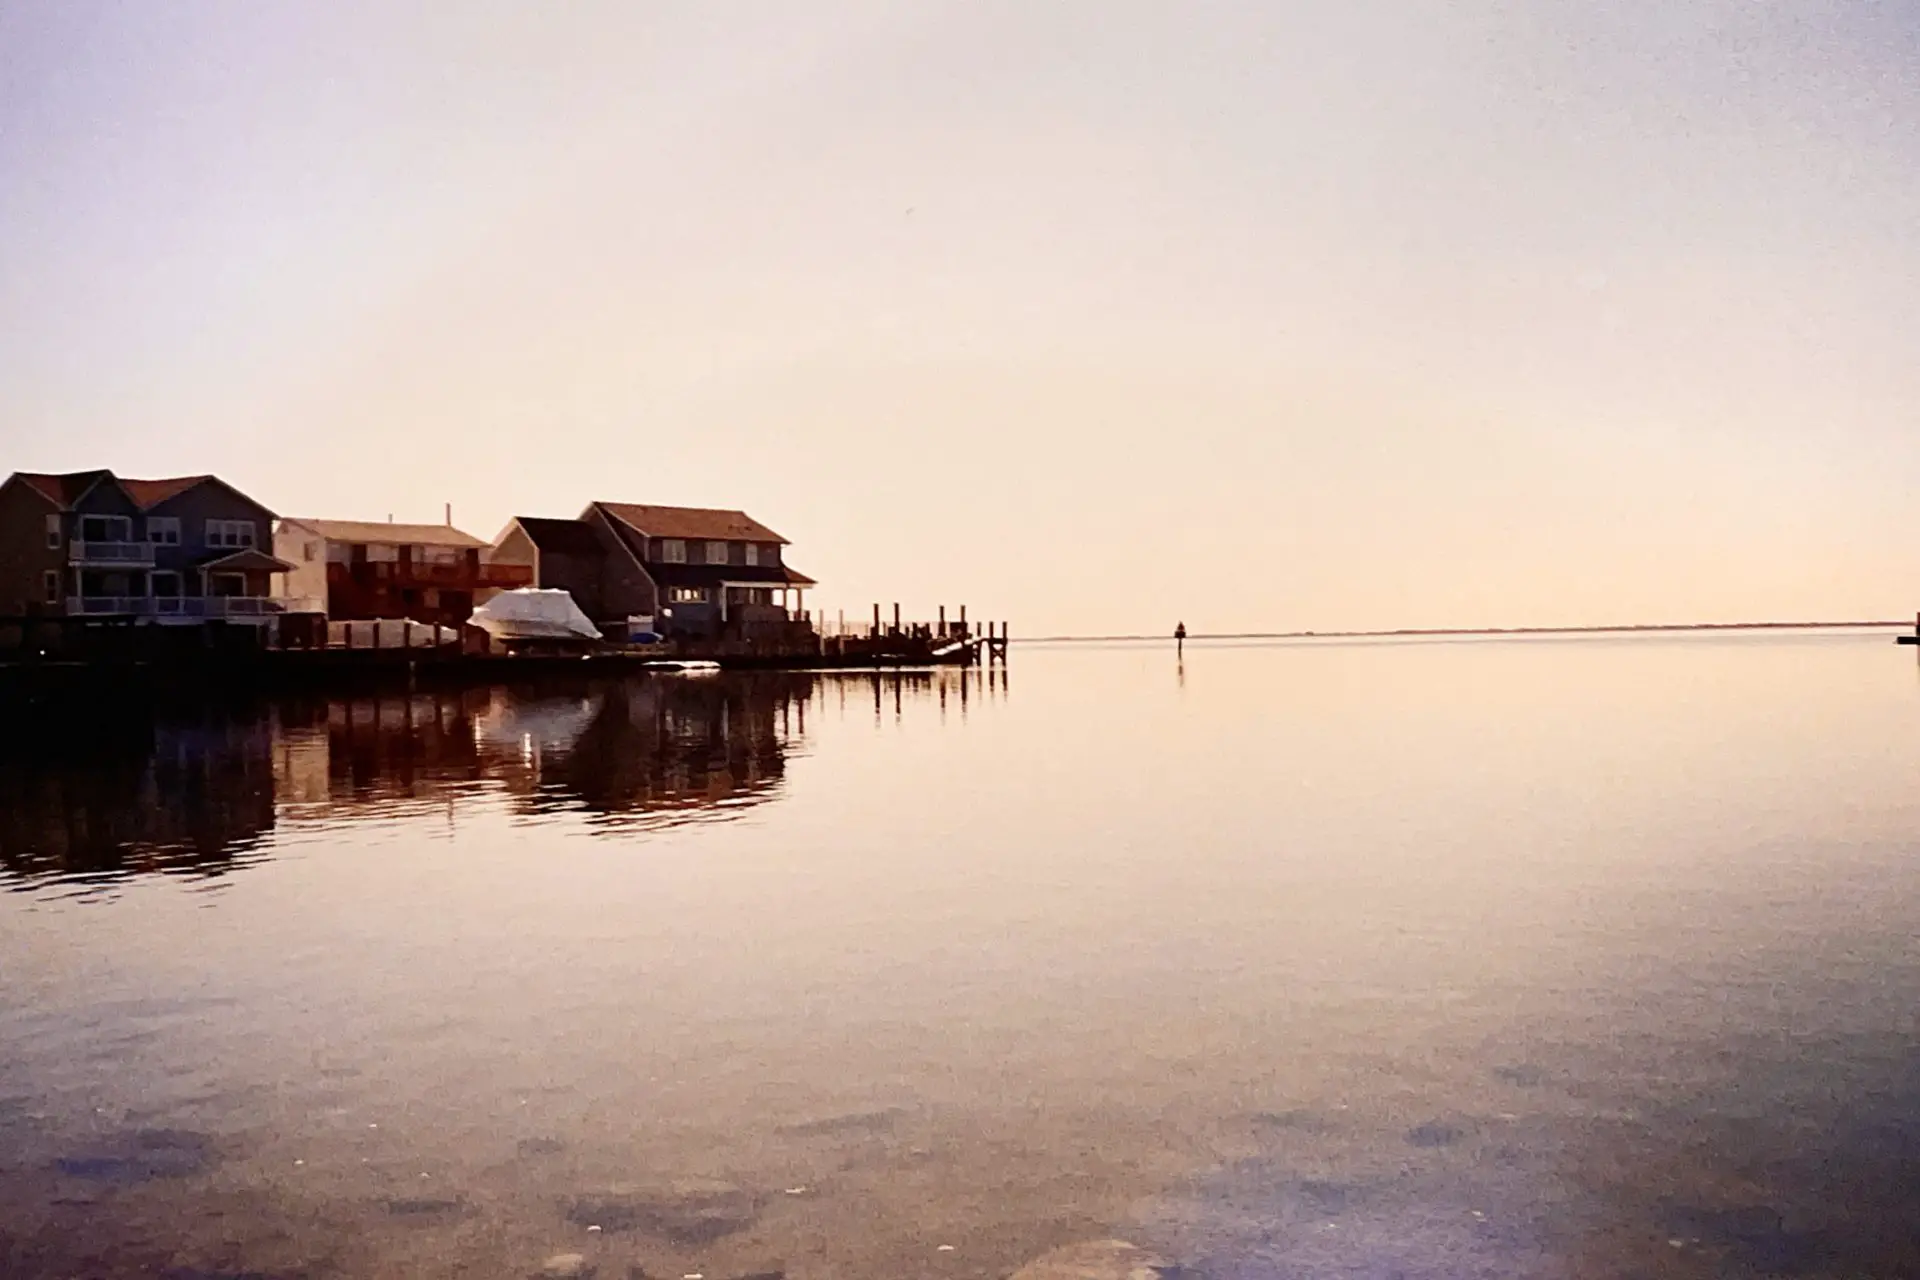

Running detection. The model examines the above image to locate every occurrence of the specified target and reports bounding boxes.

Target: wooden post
[892,602,900,636]
[938,605,946,638]
[959,604,967,637]
[872,602,880,639]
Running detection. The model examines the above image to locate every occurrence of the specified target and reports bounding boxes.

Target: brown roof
[120,476,212,508]
[594,502,788,545]
[283,518,487,549]
[14,471,225,511]
[13,470,114,507]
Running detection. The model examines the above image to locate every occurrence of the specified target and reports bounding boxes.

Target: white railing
[67,596,150,615]
[71,596,323,618]
[68,541,156,565]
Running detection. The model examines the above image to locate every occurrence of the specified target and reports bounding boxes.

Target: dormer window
[744,543,759,567]
[705,540,729,565]
[659,539,686,564]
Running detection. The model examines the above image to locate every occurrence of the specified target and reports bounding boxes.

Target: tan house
[275,518,532,629]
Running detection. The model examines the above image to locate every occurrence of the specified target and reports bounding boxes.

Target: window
[705,540,729,565]
[80,514,132,543]
[659,539,686,564]
[147,517,181,545]
[744,543,759,567]
[44,515,60,550]
[669,586,709,604]
[303,542,317,562]
[206,519,256,549]
[42,570,59,604]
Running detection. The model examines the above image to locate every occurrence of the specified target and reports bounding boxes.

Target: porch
[64,549,310,620]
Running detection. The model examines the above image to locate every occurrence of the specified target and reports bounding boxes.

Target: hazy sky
[2,1,1915,632]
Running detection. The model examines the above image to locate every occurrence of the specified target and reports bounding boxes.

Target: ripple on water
[53,1129,216,1184]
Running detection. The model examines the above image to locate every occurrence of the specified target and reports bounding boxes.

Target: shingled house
[488,503,815,639]
[0,469,303,622]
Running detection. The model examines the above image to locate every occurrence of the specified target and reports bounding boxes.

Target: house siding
[581,506,658,623]
[537,548,606,621]
[273,522,330,607]
[491,521,608,621]
[146,482,275,594]
[0,480,63,615]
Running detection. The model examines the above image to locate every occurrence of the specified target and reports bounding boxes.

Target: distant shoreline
[1022,621,1908,643]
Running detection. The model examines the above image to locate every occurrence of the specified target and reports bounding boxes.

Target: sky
[2,1,1916,634]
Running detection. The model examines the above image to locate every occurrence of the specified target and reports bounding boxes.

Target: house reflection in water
[0,708,278,886]
[0,669,1002,890]
[491,673,813,827]
[273,673,812,828]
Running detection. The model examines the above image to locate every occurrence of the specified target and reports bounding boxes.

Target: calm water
[4,636,1920,1279]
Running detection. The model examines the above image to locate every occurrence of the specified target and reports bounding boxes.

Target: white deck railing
[70,596,323,618]
[68,541,156,565]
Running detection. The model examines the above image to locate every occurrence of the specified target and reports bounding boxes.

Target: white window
[669,586,708,604]
[44,515,60,549]
[147,517,181,545]
[303,542,317,562]
[421,545,463,566]
[659,539,686,564]
[42,570,59,604]
[206,519,256,549]
[705,540,729,565]
[744,543,759,567]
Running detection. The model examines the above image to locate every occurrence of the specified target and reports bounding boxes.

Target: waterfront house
[0,469,306,622]
[486,503,815,639]
[274,517,532,629]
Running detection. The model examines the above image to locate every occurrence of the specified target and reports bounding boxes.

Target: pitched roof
[13,471,234,511]
[13,470,114,507]
[120,476,212,508]
[512,517,605,556]
[198,547,296,573]
[647,562,817,589]
[594,502,788,545]
[283,518,487,549]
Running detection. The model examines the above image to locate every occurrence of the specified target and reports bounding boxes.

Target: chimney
[445,502,452,527]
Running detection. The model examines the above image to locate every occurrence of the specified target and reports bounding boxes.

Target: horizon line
[1018,620,1910,644]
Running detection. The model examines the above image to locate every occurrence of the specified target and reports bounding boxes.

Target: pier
[0,603,1010,714]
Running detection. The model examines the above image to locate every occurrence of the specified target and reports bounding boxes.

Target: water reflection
[2,640,1918,1279]
[0,709,277,887]
[0,668,1004,889]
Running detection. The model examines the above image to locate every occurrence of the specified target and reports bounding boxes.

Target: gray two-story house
[0,470,301,622]
[487,501,816,639]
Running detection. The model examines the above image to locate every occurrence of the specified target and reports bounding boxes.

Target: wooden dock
[0,603,1011,712]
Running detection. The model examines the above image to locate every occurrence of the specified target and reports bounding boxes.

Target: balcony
[333,561,533,588]
[69,541,156,566]
[67,596,152,615]
[70,596,323,618]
